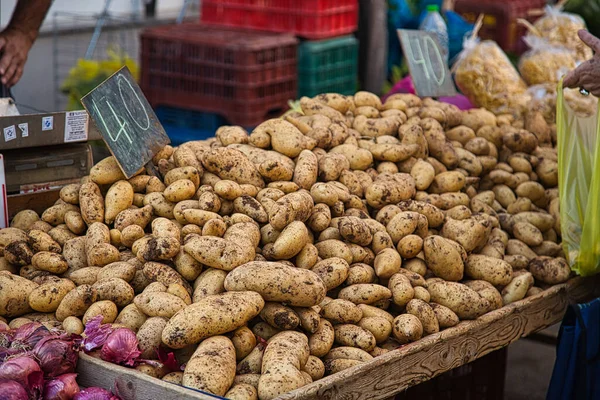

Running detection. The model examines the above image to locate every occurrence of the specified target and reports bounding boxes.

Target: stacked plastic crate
[201,0,360,98]
[140,24,298,144]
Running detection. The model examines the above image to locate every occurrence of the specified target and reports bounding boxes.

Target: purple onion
[0,379,28,400]
[82,316,113,353]
[73,387,120,400]
[43,373,80,400]
[33,336,79,377]
[0,355,44,397]
[100,329,141,367]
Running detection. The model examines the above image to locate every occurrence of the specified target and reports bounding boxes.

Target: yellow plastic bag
[557,80,600,276]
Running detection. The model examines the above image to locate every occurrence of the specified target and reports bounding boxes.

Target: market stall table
[72,274,600,400]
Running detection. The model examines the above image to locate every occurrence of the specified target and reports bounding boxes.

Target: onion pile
[0,322,121,400]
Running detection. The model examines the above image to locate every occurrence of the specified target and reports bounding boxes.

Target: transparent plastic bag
[454,38,528,115]
[533,5,592,62]
[528,84,597,125]
[518,35,577,85]
[557,80,600,276]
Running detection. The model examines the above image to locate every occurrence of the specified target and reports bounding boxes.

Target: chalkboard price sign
[81,66,170,178]
[397,29,457,98]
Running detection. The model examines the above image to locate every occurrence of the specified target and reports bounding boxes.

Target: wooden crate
[72,276,600,400]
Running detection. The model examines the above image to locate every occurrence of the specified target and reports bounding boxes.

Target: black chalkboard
[81,66,170,178]
[397,29,456,98]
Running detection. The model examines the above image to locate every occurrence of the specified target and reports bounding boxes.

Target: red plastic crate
[455,0,546,54]
[201,0,358,40]
[140,24,297,127]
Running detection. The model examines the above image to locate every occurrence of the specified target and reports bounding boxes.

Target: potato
[324,359,363,375]
[3,241,33,266]
[90,156,127,184]
[96,261,136,282]
[162,291,264,349]
[234,374,261,389]
[429,303,459,328]
[338,284,392,305]
[93,278,134,307]
[365,174,416,209]
[464,255,513,286]
[31,251,68,274]
[502,271,534,305]
[193,268,227,302]
[388,273,415,307]
[346,263,376,285]
[302,355,325,381]
[103,181,134,224]
[310,257,349,291]
[258,331,310,400]
[358,316,392,344]
[406,299,438,335]
[28,278,75,313]
[423,236,464,281]
[68,267,101,286]
[185,235,253,272]
[42,203,80,226]
[225,262,326,307]
[429,171,466,194]
[320,299,362,324]
[163,372,184,385]
[260,302,300,330]
[232,326,257,361]
[134,291,186,318]
[115,303,147,332]
[183,336,236,396]
[225,384,258,400]
[55,284,97,321]
[309,319,335,357]
[512,222,543,246]
[333,324,376,351]
[62,316,84,334]
[464,280,503,312]
[114,205,153,231]
[315,239,353,264]
[82,300,118,324]
[79,182,105,225]
[392,314,423,344]
[410,160,435,191]
[142,261,191,294]
[427,280,489,320]
[293,307,320,334]
[0,274,38,317]
[87,243,120,267]
[137,317,169,359]
[253,322,281,341]
[27,229,60,253]
[529,256,570,285]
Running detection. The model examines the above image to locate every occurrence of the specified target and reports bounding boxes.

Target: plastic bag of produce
[529,83,598,125]
[454,37,528,115]
[519,35,577,86]
[557,80,600,276]
[533,5,592,62]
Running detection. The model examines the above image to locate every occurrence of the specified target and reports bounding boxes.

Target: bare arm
[0,0,52,87]
[563,30,600,97]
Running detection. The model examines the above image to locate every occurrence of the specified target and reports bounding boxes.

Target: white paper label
[42,116,54,131]
[3,125,16,142]
[64,110,89,142]
[0,155,7,228]
[18,122,29,138]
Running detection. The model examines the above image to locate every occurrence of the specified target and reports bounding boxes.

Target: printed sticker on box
[0,155,7,228]
[64,110,89,142]
[18,122,29,138]
[42,116,54,131]
[3,125,16,142]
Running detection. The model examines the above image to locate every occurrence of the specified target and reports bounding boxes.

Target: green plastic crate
[298,35,358,97]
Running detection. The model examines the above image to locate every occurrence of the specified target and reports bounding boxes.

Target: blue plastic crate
[155,106,227,145]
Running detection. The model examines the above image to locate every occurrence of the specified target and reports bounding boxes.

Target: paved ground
[505,325,560,400]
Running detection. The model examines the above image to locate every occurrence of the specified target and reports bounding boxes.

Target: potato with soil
[464,255,513,286]
[225,262,326,307]
[338,283,392,305]
[423,236,464,281]
[183,336,236,396]
[260,302,300,330]
[162,291,264,349]
[28,278,75,313]
[258,331,310,400]
[429,303,459,328]
[529,257,571,285]
[104,180,134,224]
[427,280,490,320]
[79,182,105,225]
[201,147,264,188]
[55,284,97,321]
[392,314,423,344]
[311,257,349,291]
[184,235,254,272]
[0,274,39,317]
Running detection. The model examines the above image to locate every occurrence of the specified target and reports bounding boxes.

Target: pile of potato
[0,92,569,400]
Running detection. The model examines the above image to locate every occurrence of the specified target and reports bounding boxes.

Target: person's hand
[0,27,34,88]
[563,30,600,96]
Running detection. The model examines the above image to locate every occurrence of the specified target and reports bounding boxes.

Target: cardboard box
[2,144,92,194]
[0,110,101,151]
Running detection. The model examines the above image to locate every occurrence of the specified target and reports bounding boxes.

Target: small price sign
[397,29,456,98]
[81,66,170,178]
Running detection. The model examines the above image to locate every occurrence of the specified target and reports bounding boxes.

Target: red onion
[156,347,182,372]
[43,373,80,400]
[0,379,28,400]
[33,336,79,377]
[72,387,120,400]
[0,355,44,397]
[12,322,50,349]
[100,329,141,367]
[82,316,113,352]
